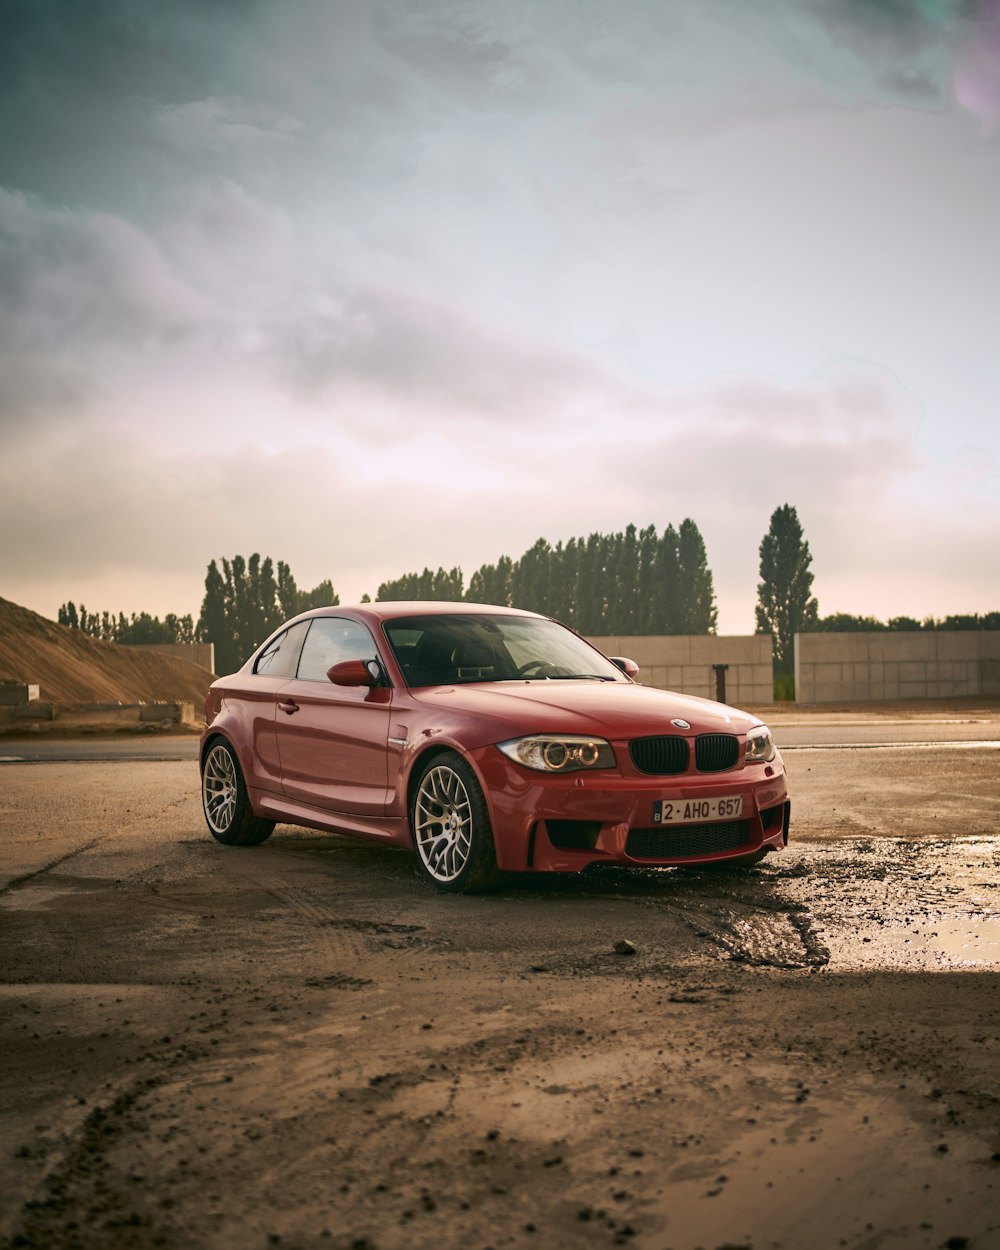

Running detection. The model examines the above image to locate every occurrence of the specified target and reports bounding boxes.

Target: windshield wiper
[547,673,617,681]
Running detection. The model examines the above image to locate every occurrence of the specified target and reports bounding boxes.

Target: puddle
[928,915,1000,965]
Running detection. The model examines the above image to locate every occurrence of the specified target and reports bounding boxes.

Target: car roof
[293,601,542,625]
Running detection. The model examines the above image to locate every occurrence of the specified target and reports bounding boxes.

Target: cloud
[808,0,1000,121]
[150,97,305,153]
[0,355,99,426]
[270,283,638,429]
[953,1,1000,128]
[0,189,209,358]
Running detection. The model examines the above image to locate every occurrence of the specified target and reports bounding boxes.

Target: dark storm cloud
[809,0,1000,112]
[810,0,992,63]
[0,0,268,206]
[813,0,938,49]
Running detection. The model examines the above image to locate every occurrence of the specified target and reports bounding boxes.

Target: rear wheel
[411,752,500,893]
[201,739,274,846]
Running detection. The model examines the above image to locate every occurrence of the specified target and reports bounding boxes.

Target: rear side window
[296,617,378,682]
[254,621,310,679]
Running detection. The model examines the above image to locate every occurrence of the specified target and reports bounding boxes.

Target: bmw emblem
[671,718,690,729]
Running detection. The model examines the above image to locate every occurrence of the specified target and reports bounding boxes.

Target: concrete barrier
[795,631,1000,702]
[587,635,774,707]
[0,701,196,734]
[0,682,40,705]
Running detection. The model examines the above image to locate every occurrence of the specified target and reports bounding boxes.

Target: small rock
[613,939,637,956]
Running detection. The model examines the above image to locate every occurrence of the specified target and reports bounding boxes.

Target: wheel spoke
[203,745,238,834]
[414,765,474,882]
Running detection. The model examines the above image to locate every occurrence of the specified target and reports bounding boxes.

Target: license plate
[653,795,744,824]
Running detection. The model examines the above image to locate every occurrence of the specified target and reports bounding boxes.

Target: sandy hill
[0,597,217,706]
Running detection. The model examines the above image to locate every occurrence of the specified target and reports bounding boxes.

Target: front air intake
[626,820,751,859]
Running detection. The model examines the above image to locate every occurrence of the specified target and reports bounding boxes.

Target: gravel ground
[1,715,998,1250]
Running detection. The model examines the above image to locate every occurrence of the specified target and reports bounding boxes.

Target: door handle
[278,700,299,715]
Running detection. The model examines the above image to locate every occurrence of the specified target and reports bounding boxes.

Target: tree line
[376,520,718,636]
[57,603,196,645]
[57,504,998,677]
[60,555,338,676]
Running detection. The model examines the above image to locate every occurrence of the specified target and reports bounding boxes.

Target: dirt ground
[1,710,999,1250]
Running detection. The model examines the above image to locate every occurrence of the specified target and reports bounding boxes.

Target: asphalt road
[1,712,998,1250]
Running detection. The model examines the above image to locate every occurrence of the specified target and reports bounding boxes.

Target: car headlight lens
[745,725,775,763]
[497,735,616,773]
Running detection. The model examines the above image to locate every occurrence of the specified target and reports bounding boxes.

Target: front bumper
[469,744,790,872]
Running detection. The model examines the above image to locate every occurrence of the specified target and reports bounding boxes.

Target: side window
[296,617,377,683]
[254,621,311,678]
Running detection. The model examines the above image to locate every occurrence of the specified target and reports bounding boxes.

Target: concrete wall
[0,682,40,705]
[0,701,197,734]
[587,635,774,707]
[795,631,1000,703]
[127,642,216,674]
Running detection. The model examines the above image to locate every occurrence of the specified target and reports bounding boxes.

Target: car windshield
[382,613,625,688]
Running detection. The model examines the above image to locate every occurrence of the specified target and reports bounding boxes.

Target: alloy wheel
[413,764,473,882]
[203,744,238,835]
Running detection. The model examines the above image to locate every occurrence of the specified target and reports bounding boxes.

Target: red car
[200,602,789,892]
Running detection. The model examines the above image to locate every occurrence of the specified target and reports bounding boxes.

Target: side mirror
[610,656,640,678]
[327,659,377,687]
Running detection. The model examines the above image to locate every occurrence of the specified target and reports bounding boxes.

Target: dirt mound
[0,597,217,706]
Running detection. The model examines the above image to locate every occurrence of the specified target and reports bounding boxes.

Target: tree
[376,566,463,602]
[755,504,818,672]
[197,560,227,657]
[297,579,339,612]
[610,525,640,633]
[655,525,680,633]
[510,539,553,616]
[676,518,718,634]
[197,554,338,674]
[815,613,886,632]
[466,556,513,607]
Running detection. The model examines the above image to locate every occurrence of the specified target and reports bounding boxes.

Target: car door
[273,616,393,817]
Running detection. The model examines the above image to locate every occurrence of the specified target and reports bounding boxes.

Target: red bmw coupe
[200,602,789,892]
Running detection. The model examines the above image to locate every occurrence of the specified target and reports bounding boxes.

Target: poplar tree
[676,518,718,634]
[197,555,338,674]
[755,504,819,671]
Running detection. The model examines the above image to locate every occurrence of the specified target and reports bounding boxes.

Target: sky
[1,0,998,635]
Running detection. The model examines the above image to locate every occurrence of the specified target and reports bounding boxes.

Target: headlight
[745,725,775,763]
[497,735,616,773]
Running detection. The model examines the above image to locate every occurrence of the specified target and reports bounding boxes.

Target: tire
[201,738,275,846]
[410,751,500,893]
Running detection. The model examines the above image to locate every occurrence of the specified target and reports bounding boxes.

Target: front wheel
[201,739,275,846]
[410,752,500,893]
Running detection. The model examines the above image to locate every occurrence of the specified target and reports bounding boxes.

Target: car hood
[410,680,761,742]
